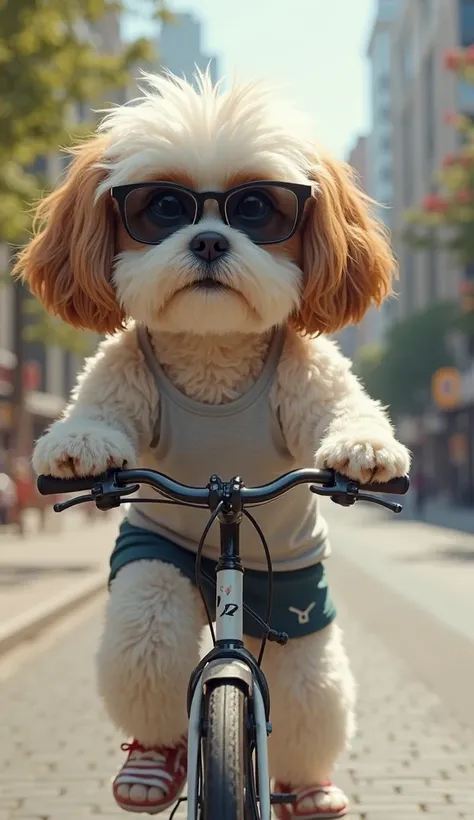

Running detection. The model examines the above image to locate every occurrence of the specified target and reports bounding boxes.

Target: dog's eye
[148,193,185,220]
[235,193,272,223]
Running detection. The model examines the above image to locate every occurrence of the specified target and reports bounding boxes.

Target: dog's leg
[246,623,355,818]
[97,559,204,812]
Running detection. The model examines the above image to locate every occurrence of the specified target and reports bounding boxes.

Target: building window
[458,77,474,112]
[380,166,392,183]
[421,0,432,22]
[460,0,474,46]
[402,105,414,206]
[23,334,47,395]
[402,33,415,82]
[423,52,436,173]
[378,74,390,91]
[380,134,392,152]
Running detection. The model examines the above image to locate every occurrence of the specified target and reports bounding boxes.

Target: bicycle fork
[187,559,272,820]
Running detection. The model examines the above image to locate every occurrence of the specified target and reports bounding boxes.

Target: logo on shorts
[288,602,316,625]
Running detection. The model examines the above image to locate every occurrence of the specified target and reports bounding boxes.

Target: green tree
[355,302,458,419]
[0,0,167,241]
[404,46,474,331]
[1,0,168,352]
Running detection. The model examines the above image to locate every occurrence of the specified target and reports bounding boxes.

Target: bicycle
[37,466,409,820]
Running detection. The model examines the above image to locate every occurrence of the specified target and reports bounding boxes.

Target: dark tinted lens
[124,185,196,243]
[225,185,299,243]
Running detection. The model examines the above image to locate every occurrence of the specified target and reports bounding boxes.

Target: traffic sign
[431,367,462,409]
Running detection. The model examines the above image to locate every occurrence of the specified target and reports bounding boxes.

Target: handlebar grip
[37,474,104,495]
[360,475,410,495]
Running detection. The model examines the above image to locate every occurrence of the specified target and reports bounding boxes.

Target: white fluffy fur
[97,560,204,747]
[113,216,302,335]
[246,625,356,786]
[96,72,314,191]
[30,72,411,809]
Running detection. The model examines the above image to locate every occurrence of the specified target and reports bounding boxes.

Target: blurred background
[2,8,474,816]
[1,0,474,534]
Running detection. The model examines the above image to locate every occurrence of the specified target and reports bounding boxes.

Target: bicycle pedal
[270,793,297,804]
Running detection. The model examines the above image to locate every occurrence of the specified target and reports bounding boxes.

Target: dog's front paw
[315,431,410,484]
[32,424,136,478]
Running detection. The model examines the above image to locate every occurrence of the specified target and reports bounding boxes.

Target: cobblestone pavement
[0,578,474,820]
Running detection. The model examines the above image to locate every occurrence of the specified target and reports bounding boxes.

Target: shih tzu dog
[15,73,409,819]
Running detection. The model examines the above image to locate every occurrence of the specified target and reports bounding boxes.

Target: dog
[15,72,410,819]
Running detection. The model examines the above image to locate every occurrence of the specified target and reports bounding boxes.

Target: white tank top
[127,326,330,572]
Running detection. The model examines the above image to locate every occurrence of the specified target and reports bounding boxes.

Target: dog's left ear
[293,152,395,336]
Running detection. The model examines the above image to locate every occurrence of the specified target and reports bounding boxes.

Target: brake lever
[52,473,140,513]
[356,492,402,514]
[53,494,95,512]
[310,474,403,514]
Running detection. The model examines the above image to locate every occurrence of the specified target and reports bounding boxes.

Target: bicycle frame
[187,500,272,820]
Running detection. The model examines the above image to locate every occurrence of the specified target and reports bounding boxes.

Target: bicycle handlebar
[37,467,409,505]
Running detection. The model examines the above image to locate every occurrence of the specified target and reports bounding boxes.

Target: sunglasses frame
[110,180,313,246]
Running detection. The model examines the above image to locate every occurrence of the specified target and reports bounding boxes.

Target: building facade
[391,0,474,320]
[360,0,402,349]
[390,0,474,504]
[337,135,369,359]
[157,13,218,86]
[366,0,401,225]
[337,0,401,361]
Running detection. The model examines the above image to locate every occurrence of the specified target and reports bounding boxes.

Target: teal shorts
[109,519,337,639]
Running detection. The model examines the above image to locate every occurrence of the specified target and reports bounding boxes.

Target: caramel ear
[293,153,395,336]
[13,136,125,334]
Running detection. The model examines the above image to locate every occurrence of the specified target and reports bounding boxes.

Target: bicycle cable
[242,508,273,666]
[118,494,223,646]
[104,492,278,662]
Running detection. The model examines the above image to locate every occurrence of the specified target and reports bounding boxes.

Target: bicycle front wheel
[201,680,249,820]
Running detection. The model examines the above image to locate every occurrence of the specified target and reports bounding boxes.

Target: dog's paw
[315,431,410,484]
[32,424,136,478]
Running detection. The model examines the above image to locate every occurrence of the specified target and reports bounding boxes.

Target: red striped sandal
[113,739,187,814]
[274,781,348,820]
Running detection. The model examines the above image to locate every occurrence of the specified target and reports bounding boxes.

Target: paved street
[0,505,474,819]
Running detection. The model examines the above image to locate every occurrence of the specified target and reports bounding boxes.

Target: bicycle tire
[201,681,249,820]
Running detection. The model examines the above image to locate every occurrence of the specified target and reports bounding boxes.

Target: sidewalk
[0,507,119,639]
[400,496,474,534]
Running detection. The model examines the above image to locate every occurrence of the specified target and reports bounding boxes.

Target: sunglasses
[110,180,312,246]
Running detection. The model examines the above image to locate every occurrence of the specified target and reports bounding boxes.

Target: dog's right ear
[13,136,125,334]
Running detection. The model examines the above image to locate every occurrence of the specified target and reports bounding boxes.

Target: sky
[124,0,376,159]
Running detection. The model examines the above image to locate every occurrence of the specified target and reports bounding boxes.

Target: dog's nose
[189,232,230,262]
